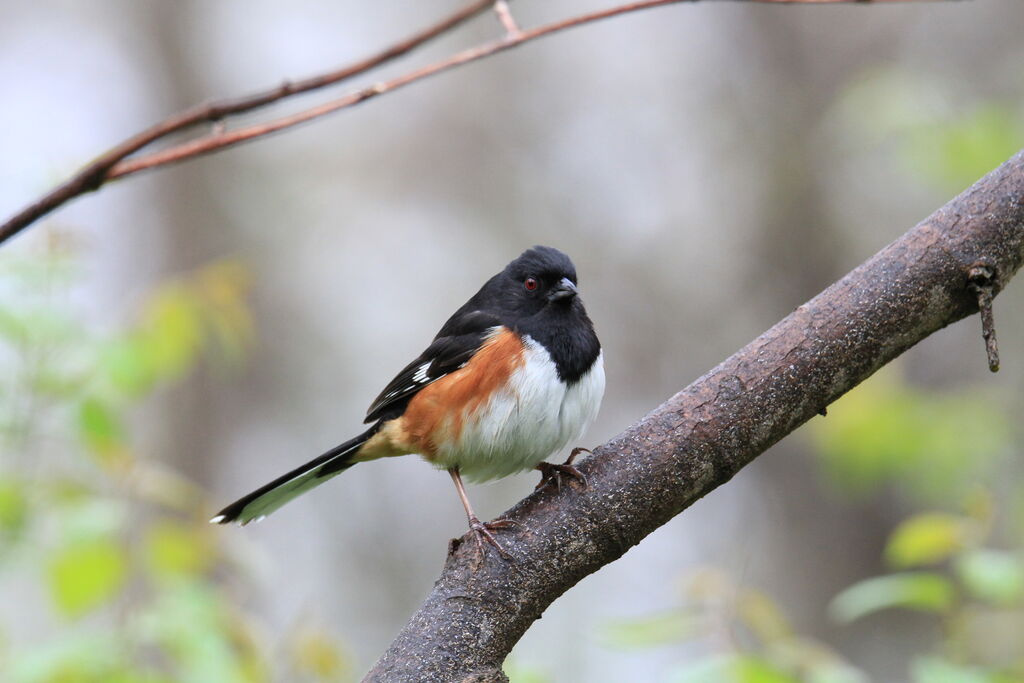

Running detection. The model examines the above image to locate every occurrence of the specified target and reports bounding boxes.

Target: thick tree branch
[365,151,1024,682]
[2,0,929,246]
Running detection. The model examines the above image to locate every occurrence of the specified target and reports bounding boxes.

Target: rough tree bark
[365,150,1024,682]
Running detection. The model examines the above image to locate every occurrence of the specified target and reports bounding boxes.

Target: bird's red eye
[524,278,538,291]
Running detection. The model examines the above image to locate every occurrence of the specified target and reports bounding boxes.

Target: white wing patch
[412,362,431,383]
[381,362,434,403]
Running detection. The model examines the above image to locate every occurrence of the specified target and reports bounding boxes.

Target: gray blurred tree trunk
[146,0,238,483]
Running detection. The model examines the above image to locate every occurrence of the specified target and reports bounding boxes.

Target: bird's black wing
[364,309,501,423]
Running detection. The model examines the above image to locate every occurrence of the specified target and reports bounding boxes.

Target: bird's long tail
[210,425,379,525]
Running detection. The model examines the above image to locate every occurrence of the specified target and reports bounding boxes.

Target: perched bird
[211,246,604,555]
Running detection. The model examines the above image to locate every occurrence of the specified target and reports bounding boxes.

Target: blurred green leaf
[832,68,1024,194]
[886,513,970,568]
[0,254,269,683]
[733,657,799,683]
[196,262,253,366]
[671,655,799,683]
[290,626,352,681]
[204,311,252,367]
[31,367,86,399]
[832,68,947,146]
[739,590,792,642]
[100,336,158,397]
[0,307,29,343]
[144,521,209,579]
[97,262,253,397]
[57,499,126,541]
[684,567,733,600]
[829,573,955,623]
[76,397,128,466]
[136,582,261,683]
[7,631,127,683]
[46,539,126,618]
[963,487,995,527]
[810,371,1010,502]
[11,309,80,347]
[143,289,202,382]
[767,639,869,683]
[0,477,28,542]
[0,251,77,288]
[954,550,1024,606]
[503,660,551,683]
[602,612,700,649]
[807,663,870,683]
[906,105,1024,193]
[911,656,998,683]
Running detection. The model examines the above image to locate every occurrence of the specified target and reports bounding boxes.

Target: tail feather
[211,425,378,525]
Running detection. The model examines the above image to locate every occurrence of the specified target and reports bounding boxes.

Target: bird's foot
[534,447,591,491]
[466,515,516,561]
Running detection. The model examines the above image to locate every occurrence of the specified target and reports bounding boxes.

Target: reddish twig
[0,0,494,244]
[105,0,919,181]
[0,0,939,246]
[493,0,522,37]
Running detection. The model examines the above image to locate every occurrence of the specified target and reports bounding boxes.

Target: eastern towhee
[211,246,604,556]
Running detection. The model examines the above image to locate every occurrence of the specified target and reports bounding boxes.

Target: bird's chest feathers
[433,336,604,482]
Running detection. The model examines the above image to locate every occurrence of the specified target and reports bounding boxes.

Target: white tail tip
[209,515,227,524]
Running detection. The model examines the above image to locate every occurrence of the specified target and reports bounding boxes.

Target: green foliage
[910,657,1008,683]
[0,243,351,683]
[809,370,1010,503]
[603,612,700,649]
[98,262,252,398]
[503,660,553,683]
[144,521,212,579]
[620,354,1024,680]
[829,573,954,623]
[135,582,266,683]
[885,513,974,568]
[288,625,355,682]
[669,655,799,683]
[954,550,1024,607]
[7,632,144,683]
[0,478,28,544]
[811,367,1024,680]
[76,396,127,466]
[833,67,1024,192]
[46,537,127,618]
[604,570,869,683]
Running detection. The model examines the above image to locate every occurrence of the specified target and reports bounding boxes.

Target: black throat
[512,302,601,385]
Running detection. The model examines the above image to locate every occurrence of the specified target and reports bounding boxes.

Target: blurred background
[2,1,1024,681]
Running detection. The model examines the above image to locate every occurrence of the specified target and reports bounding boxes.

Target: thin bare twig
[968,263,1001,372]
[0,0,938,246]
[103,0,925,181]
[0,0,494,245]
[493,0,522,37]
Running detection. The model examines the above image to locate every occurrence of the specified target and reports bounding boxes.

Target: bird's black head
[497,245,582,317]
[483,245,600,384]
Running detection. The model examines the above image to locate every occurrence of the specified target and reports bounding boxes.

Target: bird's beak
[547,277,578,302]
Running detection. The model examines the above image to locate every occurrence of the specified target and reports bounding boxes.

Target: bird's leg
[448,468,513,561]
[535,447,591,491]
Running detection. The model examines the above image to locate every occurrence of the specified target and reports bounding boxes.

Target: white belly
[430,338,605,482]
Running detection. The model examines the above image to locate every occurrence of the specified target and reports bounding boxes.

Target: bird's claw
[535,447,591,491]
[467,515,515,561]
